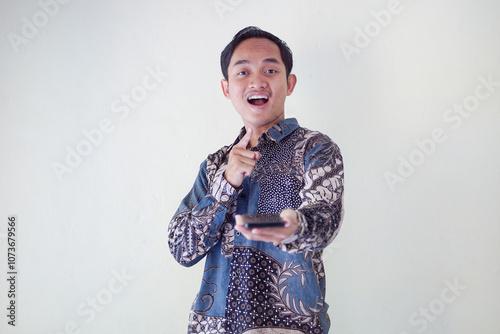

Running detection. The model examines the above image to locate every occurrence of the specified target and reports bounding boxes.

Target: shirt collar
[236,118,300,145]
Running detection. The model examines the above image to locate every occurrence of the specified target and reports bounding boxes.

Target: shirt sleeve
[279,134,344,253]
[168,149,237,267]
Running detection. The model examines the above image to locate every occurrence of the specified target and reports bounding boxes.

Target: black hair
[220,26,293,80]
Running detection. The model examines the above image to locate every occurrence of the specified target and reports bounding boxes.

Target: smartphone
[241,213,286,229]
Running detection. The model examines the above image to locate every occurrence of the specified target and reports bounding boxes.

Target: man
[168,26,344,333]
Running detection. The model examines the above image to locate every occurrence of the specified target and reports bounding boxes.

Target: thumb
[236,127,253,149]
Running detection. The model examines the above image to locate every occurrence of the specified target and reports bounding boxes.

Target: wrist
[223,171,241,189]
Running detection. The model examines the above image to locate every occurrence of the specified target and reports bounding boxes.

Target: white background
[1,0,499,333]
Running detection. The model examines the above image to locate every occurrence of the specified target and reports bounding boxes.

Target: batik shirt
[168,118,344,334]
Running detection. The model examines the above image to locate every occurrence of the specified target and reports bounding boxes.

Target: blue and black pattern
[225,246,325,333]
[168,118,344,333]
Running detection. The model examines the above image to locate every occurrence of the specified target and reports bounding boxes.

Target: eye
[265,69,277,74]
[237,71,248,76]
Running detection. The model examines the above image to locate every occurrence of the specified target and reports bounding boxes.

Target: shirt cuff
[210,164,237,206]
[279,210,307,250]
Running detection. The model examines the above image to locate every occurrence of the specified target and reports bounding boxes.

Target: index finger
[235,127,253,149]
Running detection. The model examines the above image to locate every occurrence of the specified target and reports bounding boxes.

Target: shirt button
[231,272,237,279]
[235,231,241,236]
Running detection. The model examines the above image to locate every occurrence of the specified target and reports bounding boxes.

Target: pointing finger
[236,127,253,149]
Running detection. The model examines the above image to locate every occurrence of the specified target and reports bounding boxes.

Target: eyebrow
[232,58,281,67]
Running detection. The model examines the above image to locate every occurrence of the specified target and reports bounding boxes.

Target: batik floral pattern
[169,118,344,333]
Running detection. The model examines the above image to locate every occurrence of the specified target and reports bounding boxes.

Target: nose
[248,72,268,89]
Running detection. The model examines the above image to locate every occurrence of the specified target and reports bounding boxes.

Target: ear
[221,79,230,99]
[286,74,297,96]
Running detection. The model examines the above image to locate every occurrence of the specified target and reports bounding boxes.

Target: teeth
[248,95,268,100]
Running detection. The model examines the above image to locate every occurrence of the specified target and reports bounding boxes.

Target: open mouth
[247,94,269,106]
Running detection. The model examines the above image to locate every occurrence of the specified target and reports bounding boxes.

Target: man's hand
[224,128,261,188]
[234,209,298,245]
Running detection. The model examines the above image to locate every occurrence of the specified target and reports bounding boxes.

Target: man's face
[221,38,297,133]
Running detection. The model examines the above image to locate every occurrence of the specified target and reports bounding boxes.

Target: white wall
[1,0,499,333]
